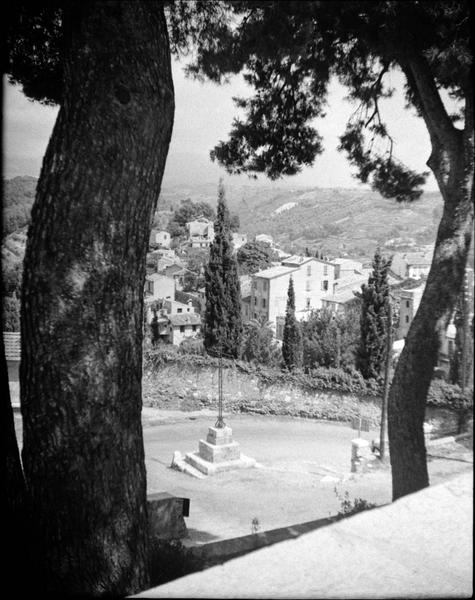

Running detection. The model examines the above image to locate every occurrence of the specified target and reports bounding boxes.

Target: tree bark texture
[388,60,474,500]
[20,2,174,595]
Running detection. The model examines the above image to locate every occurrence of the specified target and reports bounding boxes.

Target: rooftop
[331,257,363,266]
[281,255,314,266]
[323,287,359,305]
[402,252,433,265]
[169,313,201,327]
[254,265,297,279]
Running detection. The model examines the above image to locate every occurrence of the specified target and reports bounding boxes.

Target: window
[306,281,311,291]
[177,308,182,313]
[252,280,257,290]
[306,298,311,309]
[263,280,267,291]
[406,300,410,308]
[324,265,328,276]
[448,340,454,355]
[254,297,257,305]
[180,326,185,333]
[405,316,409,323]
[253,312,257,319]
[262,298,266,308]
[321,280,328,291]
[192,325,197,332]
[307,265,311,276]
[146,280,153,294]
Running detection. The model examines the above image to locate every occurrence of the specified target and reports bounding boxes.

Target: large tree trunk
[388,140,474,500]
[20,2,174,595]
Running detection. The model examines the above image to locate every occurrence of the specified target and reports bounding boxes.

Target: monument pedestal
[185,425,256,476]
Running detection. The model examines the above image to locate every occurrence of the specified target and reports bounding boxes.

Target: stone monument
[183,344,255,476]
[184,424,256,476]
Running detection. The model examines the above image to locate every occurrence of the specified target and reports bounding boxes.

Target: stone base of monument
[184,425,256,476]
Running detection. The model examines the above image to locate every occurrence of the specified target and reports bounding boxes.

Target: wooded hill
[2,175,450,261]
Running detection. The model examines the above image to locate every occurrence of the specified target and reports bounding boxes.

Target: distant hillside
[159,182,446,258]
[2,176,36,237]
[4,176,473,268]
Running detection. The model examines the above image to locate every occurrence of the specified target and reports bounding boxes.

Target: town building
[150,299,202,345]
[255,233,274,246]
[150,229,171,248]
[160,263,192,290]
[144,273,175,322]
[187,217,215,249]
[396,283,425,339]
[4,331,20,383]
[248,255,337,336]
[331,258,364,279]
[391,250,433,279]
[232,232,248,252]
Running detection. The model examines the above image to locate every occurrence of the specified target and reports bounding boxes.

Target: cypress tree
[282,276,303,370]
[203,181,242,358]
[356,248,392,380]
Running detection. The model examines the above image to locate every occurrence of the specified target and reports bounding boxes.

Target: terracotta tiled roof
[3,332,20,361]
[169,313,202,327]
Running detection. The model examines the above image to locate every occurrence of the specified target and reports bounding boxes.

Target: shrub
[426,379,473,410]
[334,489,377,519]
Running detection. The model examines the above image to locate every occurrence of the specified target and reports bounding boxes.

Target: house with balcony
[150,299,201,345]
[186,217,215,249]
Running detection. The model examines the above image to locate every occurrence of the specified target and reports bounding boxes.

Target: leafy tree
[176,0,473,500]
[302,304,361,370]
[241,316,280,366]
[168,198,216,238]
[356,249,392,380]
[236,240,277,275]
[203,181,243,358]
[282,277,303,370]
[5,1,174,595]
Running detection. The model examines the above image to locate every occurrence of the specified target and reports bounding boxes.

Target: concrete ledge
[137,472,473,598]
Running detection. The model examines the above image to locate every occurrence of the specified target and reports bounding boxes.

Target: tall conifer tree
[203,181,242,358]
[356,248,392,380]
[282,277,303,370]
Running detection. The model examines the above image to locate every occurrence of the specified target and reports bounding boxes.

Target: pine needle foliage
[356,248,392,380]
[282,277,303,370]
[203,181,242,359]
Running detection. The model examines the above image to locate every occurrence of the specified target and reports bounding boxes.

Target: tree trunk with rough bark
[20,2,174,595]
[388,56,473,500]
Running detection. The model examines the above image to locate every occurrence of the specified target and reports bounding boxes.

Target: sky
[3,59,441,191]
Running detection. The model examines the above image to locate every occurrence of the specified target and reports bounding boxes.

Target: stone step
[185,451,256,476]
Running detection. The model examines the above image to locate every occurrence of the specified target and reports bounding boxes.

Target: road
[13,411,472,544]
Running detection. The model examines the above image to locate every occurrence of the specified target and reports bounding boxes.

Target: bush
[179,337,205,355]
[427,379,473,410]
[334,489,377,520]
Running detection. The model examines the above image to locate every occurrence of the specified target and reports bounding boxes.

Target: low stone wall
[143,362,464,436]
[143,362,381,426]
